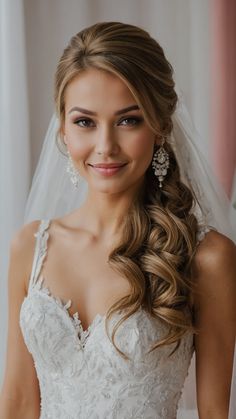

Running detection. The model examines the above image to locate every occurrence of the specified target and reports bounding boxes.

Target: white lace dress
[19,219,208,419]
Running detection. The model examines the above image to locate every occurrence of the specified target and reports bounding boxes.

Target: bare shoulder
[9,220,42,292]
[192,229,236,305]
[193,229,236,273]
[11,220,41,254]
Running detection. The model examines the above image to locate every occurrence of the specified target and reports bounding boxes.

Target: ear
[59,124,67,145]
[155,134,162,146]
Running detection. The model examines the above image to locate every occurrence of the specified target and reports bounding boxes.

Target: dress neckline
[28,218,210,350]
[29,273,106,349]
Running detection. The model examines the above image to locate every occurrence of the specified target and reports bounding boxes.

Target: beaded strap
[28,219,51,291]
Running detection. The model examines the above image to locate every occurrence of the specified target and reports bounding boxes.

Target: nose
[95,125,120,156]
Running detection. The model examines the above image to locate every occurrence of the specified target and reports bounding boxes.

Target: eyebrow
[68,105,140,116]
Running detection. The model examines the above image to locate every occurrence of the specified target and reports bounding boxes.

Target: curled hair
[54,21,199,359]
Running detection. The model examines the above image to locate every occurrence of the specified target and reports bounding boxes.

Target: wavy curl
[54,21,199,359]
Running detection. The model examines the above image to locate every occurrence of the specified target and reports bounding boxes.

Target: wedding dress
[19,219,210,419]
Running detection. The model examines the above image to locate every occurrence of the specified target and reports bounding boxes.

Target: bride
[0,21,235,419]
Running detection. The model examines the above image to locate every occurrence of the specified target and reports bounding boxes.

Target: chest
[38,236,131,329]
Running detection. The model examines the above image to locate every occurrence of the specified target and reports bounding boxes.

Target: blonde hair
[54,21,199,359]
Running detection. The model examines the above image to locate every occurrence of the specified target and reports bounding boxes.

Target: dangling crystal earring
[66,149,80,188]
[152,137,169,188]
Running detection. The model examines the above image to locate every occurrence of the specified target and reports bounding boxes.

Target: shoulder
[11,220,42,252]
[192,229,236,306]
[194,229,236,273]
[9,220,42,292]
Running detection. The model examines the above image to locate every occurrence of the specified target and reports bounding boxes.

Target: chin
[89,180,130,195]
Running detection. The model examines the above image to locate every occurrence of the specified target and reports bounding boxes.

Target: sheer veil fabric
[24,91,236,418]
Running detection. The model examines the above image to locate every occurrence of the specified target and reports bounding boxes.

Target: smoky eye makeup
[118,116,144,126]
[73,118,95,127]
[71,115,144,128]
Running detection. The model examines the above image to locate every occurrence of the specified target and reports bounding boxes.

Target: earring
[152,138,169,188]
[66,149,80,188]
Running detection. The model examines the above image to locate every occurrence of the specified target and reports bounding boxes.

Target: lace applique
[20,285,194,419]
[32,274,104,349]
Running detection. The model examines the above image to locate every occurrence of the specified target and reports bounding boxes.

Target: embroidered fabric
[19,219,209,419]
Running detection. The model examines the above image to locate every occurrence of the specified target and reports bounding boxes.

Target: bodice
[19,219,207,419]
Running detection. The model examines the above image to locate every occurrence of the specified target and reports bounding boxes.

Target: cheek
[69,141,89,157]
[64,125,90,156]
[126,130,154,162]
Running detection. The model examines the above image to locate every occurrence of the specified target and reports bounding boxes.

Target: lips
[90,163,127,168]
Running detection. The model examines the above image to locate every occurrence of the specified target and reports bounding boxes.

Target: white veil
[23,92,236,418]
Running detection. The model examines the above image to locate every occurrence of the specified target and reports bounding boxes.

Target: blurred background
[0,0,235,409]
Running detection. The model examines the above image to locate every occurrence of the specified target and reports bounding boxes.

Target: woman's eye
[74,118,95,128]
[73,116,143,128]
[119,117,143,126]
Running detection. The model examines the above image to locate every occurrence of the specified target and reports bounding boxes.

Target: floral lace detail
[19,219,195,418]
[33,275,103,349]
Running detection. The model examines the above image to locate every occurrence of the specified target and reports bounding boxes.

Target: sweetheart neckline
[21,286,104,350]
[34,275,106,338]
[21,281,194,359]
[23,274,145,349]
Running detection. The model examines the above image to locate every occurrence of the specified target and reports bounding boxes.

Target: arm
[0,221,41,419]
[193,231,236,419]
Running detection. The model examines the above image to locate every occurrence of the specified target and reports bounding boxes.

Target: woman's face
[63,68,159,195]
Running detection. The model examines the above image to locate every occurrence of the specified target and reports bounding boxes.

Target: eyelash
[73,116,143,128]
